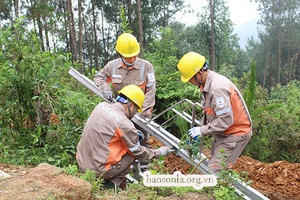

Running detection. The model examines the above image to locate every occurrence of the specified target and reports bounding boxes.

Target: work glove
[158,146,171,156]
[188,127,202,139]
[103,89,114,102]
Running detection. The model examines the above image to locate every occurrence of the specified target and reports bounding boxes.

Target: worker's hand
[188,127,202,139]
[103,89,114,102]
[158,146,171,156]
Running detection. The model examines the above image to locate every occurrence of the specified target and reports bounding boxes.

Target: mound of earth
[150,137,300,200]
[0,163,92,200]
[232,156,300,200]
[163,154,300,200]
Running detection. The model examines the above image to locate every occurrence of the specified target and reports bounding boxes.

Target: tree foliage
[0,0,299,168]
[0,20,99,166]
[249,0,300,88]
[197,0,240,70]
[244,81,300,162]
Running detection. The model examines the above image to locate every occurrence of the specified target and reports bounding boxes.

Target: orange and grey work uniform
[94,57,156,119]
[76,102,161,186]
[199,70,252,172]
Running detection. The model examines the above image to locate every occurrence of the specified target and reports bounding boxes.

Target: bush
[244,81,300,163]
[0,18,99,166]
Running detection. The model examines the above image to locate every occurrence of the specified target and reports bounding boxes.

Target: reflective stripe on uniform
[113,59,146,82]
[146,82,155,87]
[216,107,231,116]
[113,60,117,74]
[129,141,141,152]
[140,62,146,81]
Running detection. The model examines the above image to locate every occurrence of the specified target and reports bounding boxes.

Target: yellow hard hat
[115,33,140,57]
[177,52,206,82]
[118,85,145,112]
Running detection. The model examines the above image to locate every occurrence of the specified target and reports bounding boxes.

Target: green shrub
[0,18,99,167]
[244,81,300,163]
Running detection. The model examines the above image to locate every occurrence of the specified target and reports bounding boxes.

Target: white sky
[176,0,260,28]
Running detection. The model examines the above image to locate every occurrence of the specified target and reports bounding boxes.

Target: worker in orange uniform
[177,52,252,172]
[94,32,156,120]
[76,85,170,189]
[94,32,156,172]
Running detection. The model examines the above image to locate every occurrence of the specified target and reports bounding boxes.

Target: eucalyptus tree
[138,0,184,47]
[168,21,209,58]
[0,0,15,23]
[0,0,190,75]
[67,0,77,62]
[209,0,216,70]
[78,0,83,69]
[97,0,184,47]
[92,0,185,63]
[19,0,65,52]
[94,0,124,68]
[252,0,300,88]
[137,0,144,57]
[196,0,239,71]
[144,0,185,28]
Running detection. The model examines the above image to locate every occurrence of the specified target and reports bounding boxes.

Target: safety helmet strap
[193,72,202,88]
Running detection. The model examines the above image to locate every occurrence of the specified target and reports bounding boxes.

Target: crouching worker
[76,84,171,189]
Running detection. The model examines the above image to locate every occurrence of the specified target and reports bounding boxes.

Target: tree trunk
[128,0,132,30]
[44,27,50,51]
[137,0,144,58]
[43,7,50,51]
[263,45,271,89]
[14,0,19,19]
[78,0,83,73]
[101,10,108,65]
[277,1,282,84]
[163,1,166,28]
[67,0,77,62]
[292,49,299,80]
[92,1,99,70]
[37,17,45,52]
[83,14,93,74]
[63,2,70,55]
[209,0,216,70]
[287,43,291,82]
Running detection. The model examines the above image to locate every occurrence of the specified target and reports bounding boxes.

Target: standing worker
[94,32,156,172]
[177,52,252,172]
[94,32,156,120]
[76,85,170,189]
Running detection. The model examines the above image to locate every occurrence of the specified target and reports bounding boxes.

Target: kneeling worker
[76,85,171,189]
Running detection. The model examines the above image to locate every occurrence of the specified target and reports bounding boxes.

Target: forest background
[0,0,299,178]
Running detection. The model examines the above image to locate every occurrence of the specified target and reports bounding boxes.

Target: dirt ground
[162,153,300,200]
[149,137,300,200]
[1,137,299,200]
